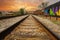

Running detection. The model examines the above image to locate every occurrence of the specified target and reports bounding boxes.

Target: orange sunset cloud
[0,0,43,11]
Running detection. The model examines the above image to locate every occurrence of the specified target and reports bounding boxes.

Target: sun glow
[0,0,43,11]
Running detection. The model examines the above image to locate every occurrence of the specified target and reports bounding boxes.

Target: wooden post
[56,17,58,20]
[50,16,51,19]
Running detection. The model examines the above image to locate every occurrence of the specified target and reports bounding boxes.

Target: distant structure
[44,1,60,16]
[1,11,14,16]
[33,10,43,15]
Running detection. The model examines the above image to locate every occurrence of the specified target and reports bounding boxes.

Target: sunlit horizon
[0,0,60,11]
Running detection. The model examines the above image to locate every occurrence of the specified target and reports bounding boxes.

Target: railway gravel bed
[0,15,28,33]
[4,15,57,40]
[33,15,60,39]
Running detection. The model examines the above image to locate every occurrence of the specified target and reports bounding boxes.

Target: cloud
[0,0,43,11]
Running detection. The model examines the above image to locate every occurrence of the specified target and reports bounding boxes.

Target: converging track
[4,15,57,40]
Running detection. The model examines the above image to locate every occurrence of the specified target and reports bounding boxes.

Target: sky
[0,0,60,11]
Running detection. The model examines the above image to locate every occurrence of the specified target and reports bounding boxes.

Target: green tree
[19,8,25,15]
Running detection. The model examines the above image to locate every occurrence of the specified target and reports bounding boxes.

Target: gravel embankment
[0,15,28,33]
[33,15,60,39]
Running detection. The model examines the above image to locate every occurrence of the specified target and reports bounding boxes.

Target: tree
[19,8,25,15]
[38,2,49,10]
[0,12,2,16]
[38,2,49,15]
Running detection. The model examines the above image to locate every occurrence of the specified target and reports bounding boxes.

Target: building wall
[44,1,60,16]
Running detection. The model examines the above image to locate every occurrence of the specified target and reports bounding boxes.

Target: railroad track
[4,15,57,40]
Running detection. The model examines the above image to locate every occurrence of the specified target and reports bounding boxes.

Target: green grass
[52,20,60,26]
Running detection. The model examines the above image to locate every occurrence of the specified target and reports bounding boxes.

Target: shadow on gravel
[0,16,28,40]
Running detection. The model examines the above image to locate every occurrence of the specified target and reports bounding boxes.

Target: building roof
[45,1,60,9]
